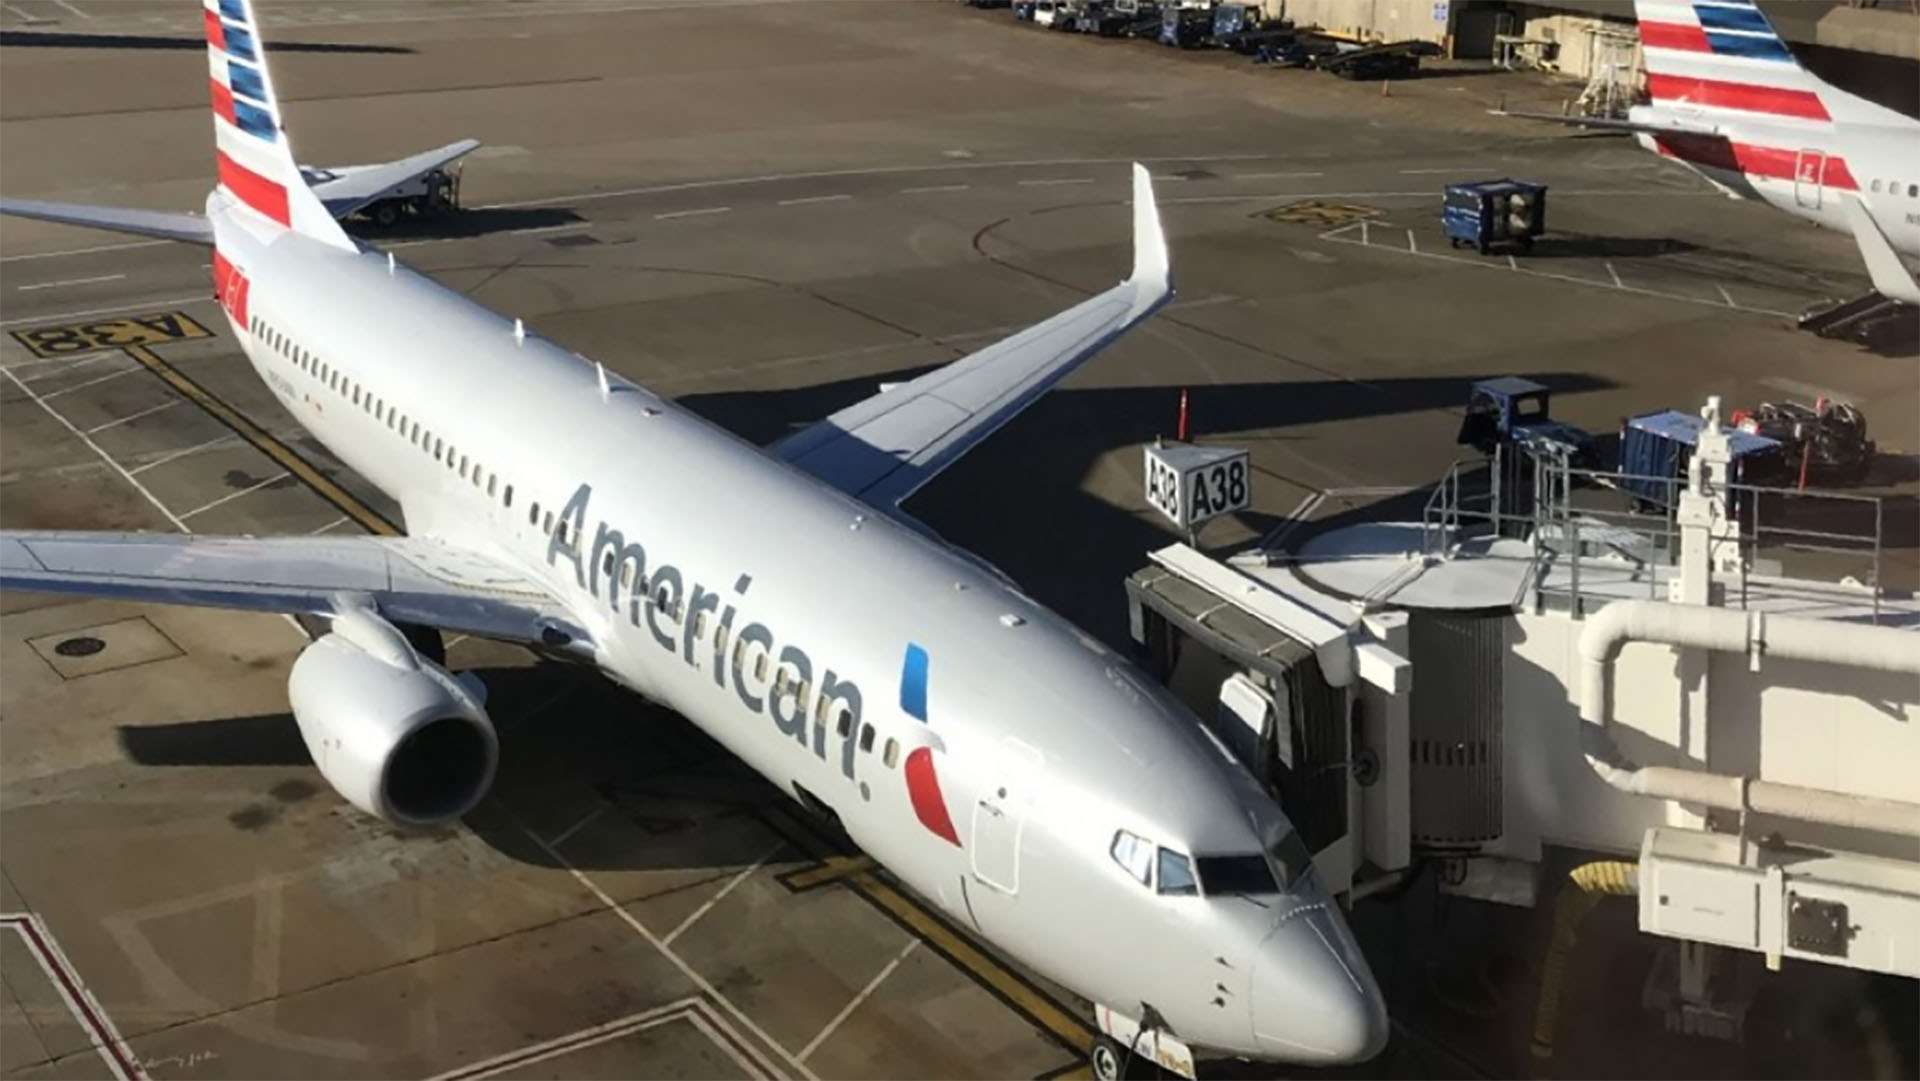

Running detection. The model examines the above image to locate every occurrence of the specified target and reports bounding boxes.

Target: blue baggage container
[1442,179,1547,255]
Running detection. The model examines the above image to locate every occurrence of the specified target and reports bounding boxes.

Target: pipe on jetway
[1576,599,1920,838]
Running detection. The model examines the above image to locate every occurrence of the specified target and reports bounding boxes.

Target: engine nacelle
[287,609,497,827]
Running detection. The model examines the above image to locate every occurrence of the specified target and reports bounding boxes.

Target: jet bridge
[1126,396,1920,1015]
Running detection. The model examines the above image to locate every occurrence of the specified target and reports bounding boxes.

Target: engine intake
[288,610,496,827]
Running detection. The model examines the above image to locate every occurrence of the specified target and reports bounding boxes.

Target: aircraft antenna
[597,361,610,401]
[513,318,525,346]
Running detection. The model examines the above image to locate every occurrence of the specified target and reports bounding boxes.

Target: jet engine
[287,607,497,827]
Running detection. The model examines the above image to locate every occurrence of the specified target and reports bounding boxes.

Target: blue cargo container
[1442,179,1547,255]
[1617,409,1785,513]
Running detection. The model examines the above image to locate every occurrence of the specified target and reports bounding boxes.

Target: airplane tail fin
[204,0,354,249]
[1630,0,1907,128]
[1631,0,1834,122]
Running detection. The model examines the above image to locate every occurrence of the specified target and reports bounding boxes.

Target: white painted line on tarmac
[544,805,608,849]
[900,184,968,194]
[654,206,731,220]
[0,915,146,1081]
[512,809,820,1081]
[1716,283,1736,307]
[41,364,141,398]
[798,939,919,1062]
[2,368,187,530]
[49,0,90,19]
[85,399,180,433]
[1606,262,1623,289]
[1406,229,1417,254]
[128,435,239,476]
[487,153,1279,211]
[0,295,211,328]
[0,239,169,264]
[1318,229,1797,318]
[661,840,784,947]
[16,273,125,291]
[308,515,352,535]
[777,194,852,206]
[508,223,588,236]
[178,470,290,520]
[16,351,115,381]
[1018,177,1093,186]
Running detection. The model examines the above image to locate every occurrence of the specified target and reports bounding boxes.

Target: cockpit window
[1196,855,1279,896]
[1157,848,1197,896]
[1110,830,1151,886]
[1268,830,1314,889]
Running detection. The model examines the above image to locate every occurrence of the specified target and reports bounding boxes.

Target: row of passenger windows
[1868,179,1919,198]
[250,315,574,533]
[251,315,907,771]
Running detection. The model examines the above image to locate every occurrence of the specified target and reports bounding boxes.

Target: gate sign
[1143,441,1251,531]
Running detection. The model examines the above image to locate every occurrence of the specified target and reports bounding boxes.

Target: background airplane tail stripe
[203,0,352,248]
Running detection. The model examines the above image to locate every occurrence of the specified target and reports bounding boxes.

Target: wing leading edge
[773,162,1173,511]
[1,532,591,650]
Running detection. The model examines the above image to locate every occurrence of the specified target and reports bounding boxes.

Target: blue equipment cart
[1617,409,1785,514]
[1442,179,1547,255]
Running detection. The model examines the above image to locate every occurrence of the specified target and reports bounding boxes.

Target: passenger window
[504,484,513,507]
[544,512,554,534]
[1872,179,1883,193]
[487,475,496,497]
[1110,831,1151,886]
[1157,848,1197,896]
[1910,184,1918,198]
[529,502,540,525]
[882,738,899,768]
[835,707,853,738]
[859,724,875,753]
[693,611,708,639]
[601,550,614,576]
[619,560,635,588]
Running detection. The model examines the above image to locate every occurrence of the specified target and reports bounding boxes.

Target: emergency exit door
[1794,149,1826,209]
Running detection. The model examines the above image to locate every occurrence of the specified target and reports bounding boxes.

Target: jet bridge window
[1110,831,1151,886]
[1157,848,1197,897]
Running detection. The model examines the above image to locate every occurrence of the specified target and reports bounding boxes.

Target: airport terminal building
[1269,0,1920,114]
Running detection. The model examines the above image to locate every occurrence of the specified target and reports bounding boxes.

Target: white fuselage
[1629,105,1920,258]
[212,204,1387,1066]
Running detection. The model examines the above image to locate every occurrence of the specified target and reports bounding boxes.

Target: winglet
[1130,162,1169,288]
[1841,195,1920,306]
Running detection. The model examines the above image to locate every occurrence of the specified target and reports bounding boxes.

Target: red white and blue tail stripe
[204,0,351,248]
[1632,0,1830,123]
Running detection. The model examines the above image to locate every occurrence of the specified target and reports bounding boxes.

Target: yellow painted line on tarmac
[761,805,1095,1074]
[120,342,397,536]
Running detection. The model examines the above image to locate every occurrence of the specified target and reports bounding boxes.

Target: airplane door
[969,738,1043,896]
[1794,149,1826,210]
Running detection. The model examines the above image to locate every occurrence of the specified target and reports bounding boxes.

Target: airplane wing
[1488,108,1721,138]
[1840,195,1920,306]
[772,162,1172,513]
[304,138,482,219]
[0,198,213,245]
[1,531,592,650]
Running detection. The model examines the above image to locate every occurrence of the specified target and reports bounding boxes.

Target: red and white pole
[1177,388,1189,443]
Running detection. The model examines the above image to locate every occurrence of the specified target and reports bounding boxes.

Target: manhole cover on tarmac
[53,636,105,658]
[1259,199,1385,227]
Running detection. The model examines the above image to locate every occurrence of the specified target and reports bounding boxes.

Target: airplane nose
[1248,903,1389,1064]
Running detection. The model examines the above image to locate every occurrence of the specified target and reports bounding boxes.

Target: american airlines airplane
[0,1,1388,1076]
[1500,0,1920,304]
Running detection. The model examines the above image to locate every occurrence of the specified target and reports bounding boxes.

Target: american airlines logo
[546,483,870,784]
